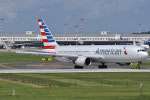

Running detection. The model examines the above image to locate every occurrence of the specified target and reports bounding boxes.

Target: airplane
[144,39,150,48]
[16,19,149,69]
[135,40,149,49]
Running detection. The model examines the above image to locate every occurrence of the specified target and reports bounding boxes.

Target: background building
[0,33,150,48]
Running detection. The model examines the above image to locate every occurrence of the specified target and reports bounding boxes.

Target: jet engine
[75,56,91,66]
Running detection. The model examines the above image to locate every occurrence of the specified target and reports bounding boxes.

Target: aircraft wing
[16,51,78,58]
[16,51,52,56]
[16,51,104,62]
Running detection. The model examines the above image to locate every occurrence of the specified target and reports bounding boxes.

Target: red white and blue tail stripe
[38,19,58,50]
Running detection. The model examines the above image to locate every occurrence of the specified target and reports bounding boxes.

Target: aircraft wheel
[98,65,107,69]
[74,65,78,69]
[98,65,102,69]
[74,65,83,69]
[136,65,141,69]
[80,66,83,69]
[104,65,107,69]
[136,62,141,69]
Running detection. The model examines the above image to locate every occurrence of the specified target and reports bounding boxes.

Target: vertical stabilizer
[38,19,58,51]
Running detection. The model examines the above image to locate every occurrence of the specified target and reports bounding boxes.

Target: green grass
[0,51,149,100]
[0,73,150,100]
[0,52,45,63]
[141,62,150,67]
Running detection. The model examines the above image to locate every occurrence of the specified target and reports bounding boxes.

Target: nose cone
[143,52,149,58]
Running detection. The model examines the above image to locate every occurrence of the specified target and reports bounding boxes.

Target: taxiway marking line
[0,64,16,69]
[0,69,150,73]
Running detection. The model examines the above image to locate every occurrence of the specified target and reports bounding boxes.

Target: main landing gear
[98,63,107,69]
[74,65,83,69]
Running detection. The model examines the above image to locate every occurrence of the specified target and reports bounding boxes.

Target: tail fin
[145,39,150,44]
[38,19,58,50]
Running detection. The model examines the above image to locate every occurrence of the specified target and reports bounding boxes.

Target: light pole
[80,18,84,35]
[80,18,84,45]
[0,18,4,36]
[75,25,78,34]
[139,24,141,34]
[75,25,78,45]
[64,24,67,34]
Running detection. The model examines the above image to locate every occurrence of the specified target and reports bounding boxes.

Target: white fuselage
[43,45,148,63]
[37,19,149,68]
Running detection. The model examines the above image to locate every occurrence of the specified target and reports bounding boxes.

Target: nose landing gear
[74,65,83,69]
[136,62,142,69]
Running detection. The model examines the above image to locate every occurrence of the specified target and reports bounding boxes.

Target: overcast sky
[1,0,150,34]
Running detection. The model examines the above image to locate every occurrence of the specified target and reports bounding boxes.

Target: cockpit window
[137,49,146,52]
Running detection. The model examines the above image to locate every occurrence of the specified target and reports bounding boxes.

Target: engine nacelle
[75,56,91,66]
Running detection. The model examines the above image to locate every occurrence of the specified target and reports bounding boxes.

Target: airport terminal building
[0,33,150,48]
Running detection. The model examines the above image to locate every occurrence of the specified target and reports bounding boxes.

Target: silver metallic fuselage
[51,45,148,63]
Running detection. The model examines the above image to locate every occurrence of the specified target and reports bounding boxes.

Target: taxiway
[0,60,149,73]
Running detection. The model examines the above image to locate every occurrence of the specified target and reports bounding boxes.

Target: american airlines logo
[95,47,128,55]
[123,46,128,55]
[95,48,122,55]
